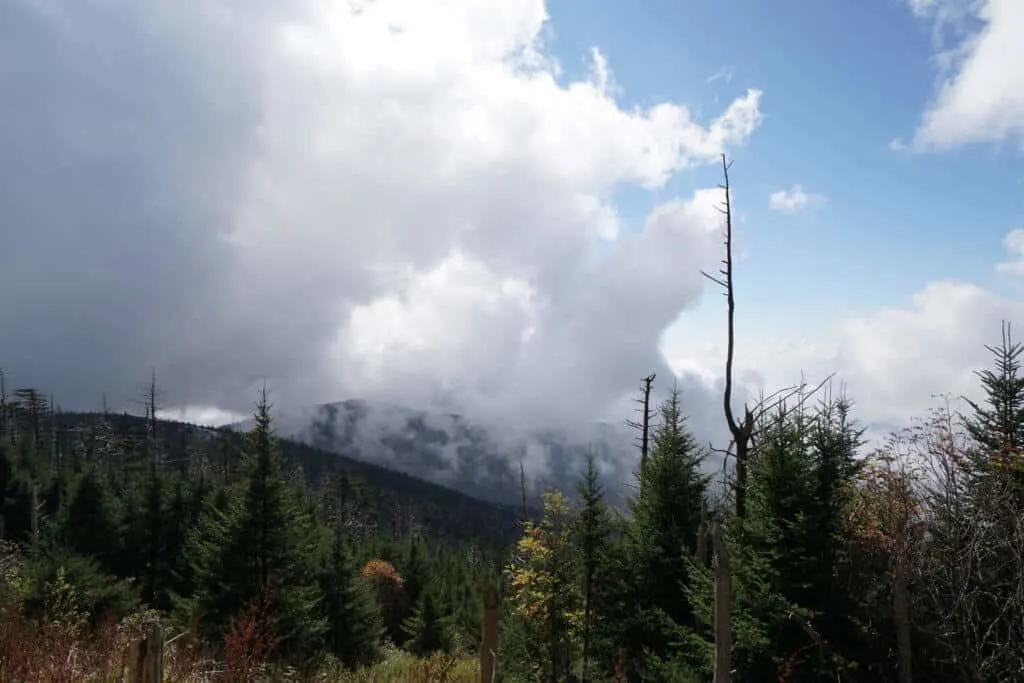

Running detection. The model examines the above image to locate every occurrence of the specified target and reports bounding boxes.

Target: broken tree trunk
[713,520,732,683]
[481,585,499,683]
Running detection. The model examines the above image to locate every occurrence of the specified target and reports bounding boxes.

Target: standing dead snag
[625,374,656,480]
[480,585,499,683]
[712,520,732,683]
[702,154,755,519]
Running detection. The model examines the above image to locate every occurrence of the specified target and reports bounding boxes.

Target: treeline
[498,329,1024,682]
[1,340,1022,681]
[0,380,511,676]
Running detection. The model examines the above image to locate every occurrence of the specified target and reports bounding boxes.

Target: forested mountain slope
[244,398,637,508]
[48,409,526,547]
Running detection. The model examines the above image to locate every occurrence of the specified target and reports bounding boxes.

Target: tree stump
[131,621,164,683]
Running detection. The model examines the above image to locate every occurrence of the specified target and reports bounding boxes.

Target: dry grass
[0,613,217,682]
[0,543,484,682]
[329,646,478,682]
[0,612,478,683]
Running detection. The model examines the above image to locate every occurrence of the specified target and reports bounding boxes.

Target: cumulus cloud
[768,185,826,213]
[0,0,763,434]
[664,235,1024,440]
[906,0,1024,150]
[996,229,1024,276]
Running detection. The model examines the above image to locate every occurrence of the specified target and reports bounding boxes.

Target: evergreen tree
[718,398,862,682]
[184,388,325,661]
[962,321,1024,455]
[140,466,168,608]
[402,587,452,656]
[961,322,1024,504]
[398,537,429,642]
[626,387,710,662]
[573,449,613,681]
[60,466,119,569]
[319,526,382,668]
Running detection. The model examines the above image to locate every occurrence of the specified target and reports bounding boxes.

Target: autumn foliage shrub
[223,581,283,682]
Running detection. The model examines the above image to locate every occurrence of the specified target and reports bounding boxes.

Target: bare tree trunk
[626,374,656,482]
[520,461,528,525]
[131,621,164,683]
[893,552,912,683]
[713,521,732,683]
[581,561,592,682]
[0,369,7,440]
[481,586,499,683]
[702,155,754,519]
[549,598,559,683]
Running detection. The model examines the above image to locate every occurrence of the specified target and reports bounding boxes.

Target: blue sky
[548,0,1023,330]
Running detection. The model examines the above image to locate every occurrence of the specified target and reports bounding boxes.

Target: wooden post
[893,552,912,683]
[713,520,732,683]
[481,585,499,683]
[132,621,164,683]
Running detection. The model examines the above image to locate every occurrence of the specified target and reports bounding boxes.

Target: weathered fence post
[713,520,732,683]
[132,621,164,683]
[481,584,500,683]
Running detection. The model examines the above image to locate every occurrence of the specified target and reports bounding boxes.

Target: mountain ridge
[231,397,640,508]
[53,409,526,546]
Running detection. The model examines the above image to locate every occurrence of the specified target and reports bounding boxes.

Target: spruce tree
[573,450,613,681]
[185,388,325,661]
[962,321,1024,455]
[399,537,429,641]
[627,387,710,659]
[319,525,382,668]
[961,322,1024,501]
[723,398,862,682]
[402,588,452,656]
[60,466,119,569]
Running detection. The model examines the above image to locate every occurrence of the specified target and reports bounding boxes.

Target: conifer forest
[1,161,1023,683]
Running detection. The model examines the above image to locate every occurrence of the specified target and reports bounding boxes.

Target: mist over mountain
[235,397,643,507]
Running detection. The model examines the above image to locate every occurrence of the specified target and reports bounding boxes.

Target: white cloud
[663,277,1024,440]
[0,0,763,433]
[768,185,826,213]
[706,66,733,85]
[906,0,1024,150]
[162,406,249,428]
[996,228,1024,275]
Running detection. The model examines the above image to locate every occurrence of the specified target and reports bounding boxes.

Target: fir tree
[402,587,452,656]
[962,321,1024,455]
[185,388,325,661]
[319,525,382,668]
[573,449,612,681]
[60,466,119,569]
[139,466,168,608]
[626,387,710,661]
[399,537,429,641]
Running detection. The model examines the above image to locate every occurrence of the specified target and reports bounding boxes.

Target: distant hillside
[54,411,526,547]
[236,398,639,508]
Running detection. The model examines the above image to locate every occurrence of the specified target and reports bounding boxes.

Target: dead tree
[0,369,7,440]
[702,155,755,519]
[712,520,732,683]
[520,461,529,525]
[481,585,500,683]
[625,374,656,481]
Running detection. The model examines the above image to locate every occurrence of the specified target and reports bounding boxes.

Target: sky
[1,0,1022,445]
